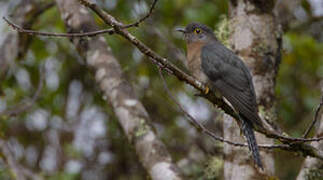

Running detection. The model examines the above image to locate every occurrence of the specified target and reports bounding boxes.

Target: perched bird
[176,22,264,169]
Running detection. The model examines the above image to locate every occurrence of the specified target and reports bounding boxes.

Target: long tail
[241,116,263,169]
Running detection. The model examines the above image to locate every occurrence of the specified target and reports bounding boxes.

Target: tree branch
[0,0,53,80]
[303,95,323,138]
[4,0,323,160]
[2,0,158,38]
[76,0,241,130]
[297,86,323,179]
[77,0,323,141]
[121,0,158,28]
[158,68,323,161]
[158,68,288,150]
[3,17,115,37]
[54,0,183,179]
[75,0,323,160]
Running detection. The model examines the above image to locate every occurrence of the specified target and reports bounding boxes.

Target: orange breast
[186,42,208,82]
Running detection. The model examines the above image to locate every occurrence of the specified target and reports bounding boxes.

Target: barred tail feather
[241,117,263,169]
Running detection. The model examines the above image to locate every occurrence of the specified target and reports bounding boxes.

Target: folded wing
[201,42,262,127]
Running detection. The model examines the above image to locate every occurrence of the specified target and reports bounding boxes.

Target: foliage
[0,0,322,179]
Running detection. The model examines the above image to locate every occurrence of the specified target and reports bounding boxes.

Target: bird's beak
[175,27,186,33]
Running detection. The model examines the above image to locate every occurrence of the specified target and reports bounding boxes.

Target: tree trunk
[54,0,183,179]
[224,0,280,179]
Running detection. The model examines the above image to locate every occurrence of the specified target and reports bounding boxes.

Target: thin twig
[303,95,323,138]
[4,0,322,144]
[157,68,243,146]
[77,0,323,143]
[3,0,158,38]
[5,0,323,158]
[1,66,45,117]
[3,17,115,37]
[77,0,323,161]
[158,68,290,150]
[77,0,240,128]
[121,0,158,28]
[158,68,316,155]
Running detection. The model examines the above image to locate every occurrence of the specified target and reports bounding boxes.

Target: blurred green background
[0,0,322,179]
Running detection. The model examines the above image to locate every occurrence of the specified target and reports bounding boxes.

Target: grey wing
[201,42,262,126]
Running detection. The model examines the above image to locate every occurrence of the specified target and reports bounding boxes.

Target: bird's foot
[204,86,210,95]
[194,86,210,97]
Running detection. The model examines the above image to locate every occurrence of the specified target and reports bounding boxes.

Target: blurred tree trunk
[223,0,281,179]
[0,1,51,179]
[296,85,323,180]
[54,0,183,179]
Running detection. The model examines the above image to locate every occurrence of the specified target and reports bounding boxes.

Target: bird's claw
[204,86,210,95]
[194,86,210,97]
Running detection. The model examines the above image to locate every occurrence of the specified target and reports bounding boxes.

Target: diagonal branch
[77,0,242,133]
[158,68,244,146]
[76,0,323,143]
[54,0,183,179]
[297,87,323,179]
[75,0,323,160]
[303,95,323,138]
[4,0,323,160]
[158,68,286,150]
[158,68,323,159]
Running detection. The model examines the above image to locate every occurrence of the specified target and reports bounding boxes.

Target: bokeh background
[0,0,322,179]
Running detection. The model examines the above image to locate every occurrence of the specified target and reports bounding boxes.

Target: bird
[176,22,264,169]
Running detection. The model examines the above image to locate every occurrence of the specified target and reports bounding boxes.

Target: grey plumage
[240,115,263,169]
[201,41,263,130]
[177,22,264,169]
[202,39,264,170]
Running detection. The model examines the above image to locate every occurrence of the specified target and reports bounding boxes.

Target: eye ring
[194,28,202,34]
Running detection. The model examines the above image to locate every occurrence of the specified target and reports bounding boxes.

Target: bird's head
[176,22,215,44]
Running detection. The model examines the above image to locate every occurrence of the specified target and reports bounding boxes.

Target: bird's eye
[194,28,202,34]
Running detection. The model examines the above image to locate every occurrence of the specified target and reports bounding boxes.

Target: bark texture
[224,0,280,179]
[296,86,323,180]
[54,0,182,179]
